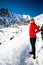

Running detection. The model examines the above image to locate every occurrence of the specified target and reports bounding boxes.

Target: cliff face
[0,8,31,27]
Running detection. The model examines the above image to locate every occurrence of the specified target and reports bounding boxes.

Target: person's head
[30,18,35,23]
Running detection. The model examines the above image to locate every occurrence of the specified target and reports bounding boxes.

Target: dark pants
[30,38,36,58]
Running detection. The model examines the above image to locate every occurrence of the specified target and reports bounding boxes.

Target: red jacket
[29,22,40,38]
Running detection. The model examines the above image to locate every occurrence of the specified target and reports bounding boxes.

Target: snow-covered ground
[0,24,43,65]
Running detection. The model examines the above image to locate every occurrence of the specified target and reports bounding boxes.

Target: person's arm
[35,24,41,34]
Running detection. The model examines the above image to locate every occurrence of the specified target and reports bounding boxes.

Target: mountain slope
[0,8,31,27]
[34,14,43,27]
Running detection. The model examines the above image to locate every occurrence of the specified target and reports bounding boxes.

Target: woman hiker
[29,18,40,59]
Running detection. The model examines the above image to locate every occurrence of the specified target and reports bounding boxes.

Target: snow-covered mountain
[22,15,31,21]
[0,8,43,28]
[0,8,31,27]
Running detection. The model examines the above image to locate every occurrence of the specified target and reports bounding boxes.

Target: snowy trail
[0,25,43,65]
[19,45,31,65]
[0,25,31,65]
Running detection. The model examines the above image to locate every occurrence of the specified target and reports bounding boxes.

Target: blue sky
[0,0,43,17]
